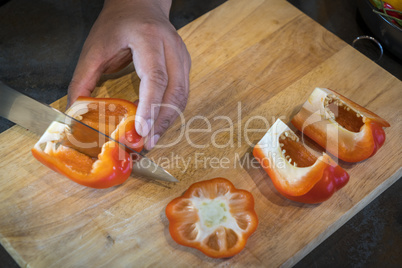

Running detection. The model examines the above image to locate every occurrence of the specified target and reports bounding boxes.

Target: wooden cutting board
[0,0,401,267]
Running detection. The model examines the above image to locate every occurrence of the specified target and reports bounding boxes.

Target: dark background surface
[0,0,401,267]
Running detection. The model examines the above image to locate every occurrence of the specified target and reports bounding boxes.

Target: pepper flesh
[291,87,390,162]
[165,178,258,258]
[31,97,143,188]
[253,119,349,204]
[62,97,143,157]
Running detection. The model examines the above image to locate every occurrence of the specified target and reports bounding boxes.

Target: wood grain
[0,0,401,267]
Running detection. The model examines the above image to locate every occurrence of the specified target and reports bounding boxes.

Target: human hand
[68,0,191,150]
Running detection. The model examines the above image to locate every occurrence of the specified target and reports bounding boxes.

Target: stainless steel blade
[0,81,67,136]
[0,81,178,183]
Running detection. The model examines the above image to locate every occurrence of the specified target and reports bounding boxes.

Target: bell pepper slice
[253,119,349,204]
[31,97,143,188]
[291,87,390,162]
[165,178,258,258]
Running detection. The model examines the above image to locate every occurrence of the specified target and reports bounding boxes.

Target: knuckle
[158,117,172,132]
[168,86,188,112]
[172,33,184,46]
[147,68,169,89]
[139,21,160,36]
[173,35,188,54]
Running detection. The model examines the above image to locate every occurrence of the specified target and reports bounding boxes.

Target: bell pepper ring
[31,97,144,188]
[291,87,390,163]
[253,119,349,204]
[165,178,258,258]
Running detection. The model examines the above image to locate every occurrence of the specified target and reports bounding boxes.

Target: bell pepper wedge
[291,87,390,163]
[253,119,349,204]
[165,178,258,258]
[31,97,143,188]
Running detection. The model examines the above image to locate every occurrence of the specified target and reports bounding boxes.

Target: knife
[0,81,178,183]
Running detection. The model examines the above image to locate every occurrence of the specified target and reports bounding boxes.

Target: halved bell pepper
[166,178,258,258]
[253,119,349,204]
[31,97,143,188]
[291,87,390,162]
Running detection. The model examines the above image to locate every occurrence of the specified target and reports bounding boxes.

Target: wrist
[104,0,172,16]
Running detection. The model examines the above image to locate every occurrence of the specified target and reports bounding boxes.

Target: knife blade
[0,81,178,183]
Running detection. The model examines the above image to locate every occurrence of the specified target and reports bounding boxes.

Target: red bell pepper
[31,97,143,188]
[291,88,390,162]
[383,2,402,19]
[253,119,349,204]
[166,178,258,258]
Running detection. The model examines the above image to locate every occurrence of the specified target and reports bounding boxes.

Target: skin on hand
[68,0,191,150]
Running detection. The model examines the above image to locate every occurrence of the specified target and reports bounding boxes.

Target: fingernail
[136,118,154,137]
[146,134,160,150]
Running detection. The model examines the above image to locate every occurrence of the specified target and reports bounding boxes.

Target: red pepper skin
[280,165,349,204]
[31,97,144,188]
[291,88,390,163]
[369,121,386,157]
[32,141,132,189]
[383,3,402,19]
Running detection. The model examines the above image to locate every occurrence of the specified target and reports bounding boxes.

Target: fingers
[143,35,191,150]
[69,3,191,151]
[132,38,168,138]
[67,48,103,108]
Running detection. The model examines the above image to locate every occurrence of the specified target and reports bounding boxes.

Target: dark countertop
[0,0,401,267]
